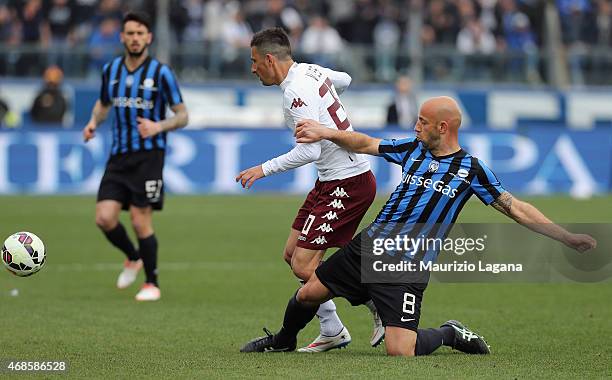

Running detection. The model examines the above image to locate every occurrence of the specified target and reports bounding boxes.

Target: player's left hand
[137,117,163,138]
[236,165,265,189]
[564,233,597,253]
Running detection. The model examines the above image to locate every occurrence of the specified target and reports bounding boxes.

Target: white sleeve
[262,142,322,176]
[322,68,352,95]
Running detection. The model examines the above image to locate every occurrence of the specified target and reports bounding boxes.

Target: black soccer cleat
[240,328,297,353]
[441,320,491,355]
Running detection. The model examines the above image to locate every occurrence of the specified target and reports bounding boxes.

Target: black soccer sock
[138,234,158,286]
[440,325,456,346]
[415,328,445,356]
[276,292,319,344]
[103,223,139,261]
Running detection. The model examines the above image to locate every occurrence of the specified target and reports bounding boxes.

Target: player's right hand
[295,119,330,143]
[83,123,96,142]
[564,233,597,253]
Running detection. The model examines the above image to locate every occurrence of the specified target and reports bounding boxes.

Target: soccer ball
[2,232,46,277]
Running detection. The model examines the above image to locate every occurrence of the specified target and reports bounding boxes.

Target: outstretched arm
[236,142,321,189]
[295,119,381,155]
[491,192,597,253]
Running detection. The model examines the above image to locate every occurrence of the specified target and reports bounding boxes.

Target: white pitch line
[44,261,279,272]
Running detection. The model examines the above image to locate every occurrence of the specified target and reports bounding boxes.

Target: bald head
[414,96,463,154]
[421,96,462,131]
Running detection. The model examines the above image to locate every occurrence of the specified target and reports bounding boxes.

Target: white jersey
[261,62,370,181]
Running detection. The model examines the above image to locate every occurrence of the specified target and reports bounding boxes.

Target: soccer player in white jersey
[236,27,383,352]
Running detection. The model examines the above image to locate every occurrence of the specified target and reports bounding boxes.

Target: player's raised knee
[95,212,117,231]
[291,264,312,282]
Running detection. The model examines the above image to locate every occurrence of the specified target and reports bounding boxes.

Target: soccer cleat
[297,326,352,353]
[370,309,385,347]
[240,328,296,353]
[441,320,491,354]
[116,259,143,289]
[135,283,161,301]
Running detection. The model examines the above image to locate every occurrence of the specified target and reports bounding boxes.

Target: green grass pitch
[1,195,611,378]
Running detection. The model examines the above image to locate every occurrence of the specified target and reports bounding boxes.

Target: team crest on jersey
[291,98,307,109]
[125,75,134,87]
[428,161,440,173]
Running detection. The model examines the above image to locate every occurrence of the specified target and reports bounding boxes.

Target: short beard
[125,44,147,58]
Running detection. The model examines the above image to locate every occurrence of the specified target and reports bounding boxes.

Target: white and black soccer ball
[2,232,46,277]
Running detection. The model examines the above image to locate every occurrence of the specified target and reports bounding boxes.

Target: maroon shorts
[292,170,376,250]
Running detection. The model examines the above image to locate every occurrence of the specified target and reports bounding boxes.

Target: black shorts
[97,150,165,211]
[316,233,428,331]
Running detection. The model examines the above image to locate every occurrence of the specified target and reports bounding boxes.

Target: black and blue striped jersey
[99,56,183,155]
[368,137,505,263]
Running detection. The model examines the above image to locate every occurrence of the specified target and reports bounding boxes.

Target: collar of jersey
[422,146,466,160]
[280,62,299,91]
[122,56,152,75]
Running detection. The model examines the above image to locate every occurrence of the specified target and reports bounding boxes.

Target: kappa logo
[291,98,307,109]
[327,199,345,210]
[310,236,328,245]
[322,211,339,220]
[330,187,349,198]
[315,223,334,233]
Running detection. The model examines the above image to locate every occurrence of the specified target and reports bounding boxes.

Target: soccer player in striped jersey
[82,12,188,302]
[240,96,596,356]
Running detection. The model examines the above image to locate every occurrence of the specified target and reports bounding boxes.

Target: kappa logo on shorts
[327,199,345,210]
[330,187,349,198]
[315,223,334,233]
[310,236,328,245]
[322,211,339,220]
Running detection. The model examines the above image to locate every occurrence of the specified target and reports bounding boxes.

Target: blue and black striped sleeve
[471,159,506,205]
[99,62,111,106]
[378,138,419,165]
[160,65,183,106]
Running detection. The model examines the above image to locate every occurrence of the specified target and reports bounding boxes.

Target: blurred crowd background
[1,0,611,86]
[0,0,609,197]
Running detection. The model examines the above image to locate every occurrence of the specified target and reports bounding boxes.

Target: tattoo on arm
[491,192,513,216]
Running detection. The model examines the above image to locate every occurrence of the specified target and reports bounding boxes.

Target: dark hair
[250,27,292,60]
[122,11,152,32]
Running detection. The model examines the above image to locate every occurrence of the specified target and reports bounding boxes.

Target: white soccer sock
[317,300,344,337]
